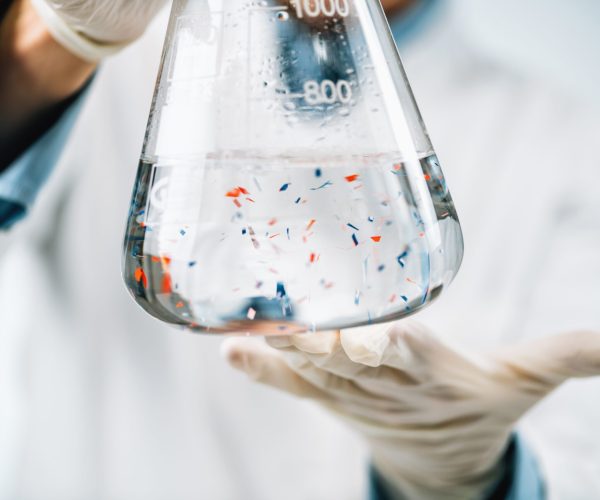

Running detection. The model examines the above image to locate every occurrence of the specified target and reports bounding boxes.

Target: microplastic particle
[233,199,242,208]
[347,223,359,231]
[400,295,408,302]
[310,181,333,191]
[295,197,301,204]
[306,219,316,231]
[315,168,322,177]
[151,256,160,263]
[180,229,187,236]
[269,233,280,239]
[279,183,291,192]
[247,308,256,320]
[368,216,375,222]
[377,264,385,272]
[188,261,197,267]
[352,234,359,246]
[226,188,242,198]
[345,174,359,182]
[242,228,247,235]
[238,186,250,195]
[397,249,409,268]
[248,226,260,249]
[176,301,184,309]
[268,218,277,226]
[371,236,382,242]
[389,294,396,303]
[354,290,361,305]
[134,267,148,288]
[162,275,173,294]
[276,282,287,298]
[424,174,431,181]
[286,228,290,239]
[310,252,317,263]
[246,197,255,203]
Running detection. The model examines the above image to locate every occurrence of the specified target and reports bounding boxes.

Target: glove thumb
[492,330,600,387]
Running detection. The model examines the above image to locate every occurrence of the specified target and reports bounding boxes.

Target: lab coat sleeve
[0,89,87,230]
[368,435,546,500]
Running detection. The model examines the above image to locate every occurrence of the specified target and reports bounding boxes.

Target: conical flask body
[123,0,464,334]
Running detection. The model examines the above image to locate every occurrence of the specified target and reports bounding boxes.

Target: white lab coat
[1,4,599,500]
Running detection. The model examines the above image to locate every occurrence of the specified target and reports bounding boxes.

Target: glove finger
[270,329,421,393]
[492,330,600,388]
[221,338,327,399]
[383,321,494,388]
[267,333,416,408]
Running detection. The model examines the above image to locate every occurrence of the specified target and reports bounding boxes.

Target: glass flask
[123,0,464,335]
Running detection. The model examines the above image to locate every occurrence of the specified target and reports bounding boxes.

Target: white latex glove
[222,322,600,500]
[30,0,168,61]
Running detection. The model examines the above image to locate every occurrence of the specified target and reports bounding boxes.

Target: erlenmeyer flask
[123,0,463,335]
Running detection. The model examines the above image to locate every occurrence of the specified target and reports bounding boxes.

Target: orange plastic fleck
[134,267,148,289]
[161,274,173,294]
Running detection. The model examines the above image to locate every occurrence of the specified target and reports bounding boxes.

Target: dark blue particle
[377,264,385,272]
[352,234,359,246]
[188,261,197,268]
[279,183,291,192]
[315,168,322,178]
[397,249,409,268]
[276,282,287,298]
[242,228,247,235]
[347,223,360,231]
[295,197,301,204]
[310,181,333,191]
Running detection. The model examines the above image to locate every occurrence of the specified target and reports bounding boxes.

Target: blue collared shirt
[0,92,85,230]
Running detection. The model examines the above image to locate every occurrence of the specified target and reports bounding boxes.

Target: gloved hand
[222,322,600,499]
[30,0,168,61]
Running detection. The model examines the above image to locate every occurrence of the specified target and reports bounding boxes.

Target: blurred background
[455,0,600,106]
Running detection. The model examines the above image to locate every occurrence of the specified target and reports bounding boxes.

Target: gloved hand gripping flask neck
[122,0,464,334]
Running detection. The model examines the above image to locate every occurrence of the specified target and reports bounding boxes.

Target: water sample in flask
[123,0,464,335]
